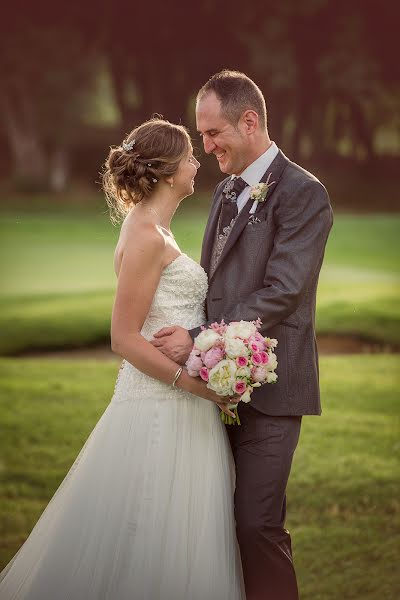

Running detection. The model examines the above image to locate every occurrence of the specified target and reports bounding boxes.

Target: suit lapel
[200,179,228,272]
[253,150,289,214]
[209,150,289,281]
[208,196,253,283]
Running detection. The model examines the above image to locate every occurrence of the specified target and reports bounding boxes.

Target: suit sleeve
[192,179,333,337]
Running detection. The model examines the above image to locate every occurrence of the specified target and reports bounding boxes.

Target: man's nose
[203,135,216,155]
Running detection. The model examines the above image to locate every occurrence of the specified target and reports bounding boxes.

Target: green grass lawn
[317,214,399,346]
[0,354,398,599]
[0,202,399,353]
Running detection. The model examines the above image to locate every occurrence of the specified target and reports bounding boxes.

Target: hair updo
[102,117,191,223]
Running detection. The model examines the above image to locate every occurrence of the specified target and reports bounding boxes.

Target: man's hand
[151,326,193,364]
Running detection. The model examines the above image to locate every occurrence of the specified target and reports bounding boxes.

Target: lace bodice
[113,253,208,399]
[140,253,208,339]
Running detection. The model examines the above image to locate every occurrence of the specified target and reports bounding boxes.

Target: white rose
[267,371,278,383]
[225,337,248,359]
[236,366,251,378]
[194,329,221,352]
[264,337,278,349]
[266,353,278,372]
[240,388,252,403]
[207,359,237,396]
[225,320,257,340]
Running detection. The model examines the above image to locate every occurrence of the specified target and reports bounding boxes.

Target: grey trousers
[227,404,302,600]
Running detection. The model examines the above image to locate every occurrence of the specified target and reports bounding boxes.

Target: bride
[0,118,245,599]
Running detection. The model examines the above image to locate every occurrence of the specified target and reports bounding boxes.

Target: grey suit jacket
[190,150,333,416]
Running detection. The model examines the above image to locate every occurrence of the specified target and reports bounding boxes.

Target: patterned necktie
[218,177,247,235]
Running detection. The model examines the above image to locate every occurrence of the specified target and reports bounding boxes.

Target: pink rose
[259,351,269,365]
[249,334,265,352]
[234,380,247,395]
[248,335,265,352]
[251,353,263,366]
[204,346,225,369]
[186,352,203,376]
[236,356,248,367]
[199,367,209,382]
[252,366,267,383]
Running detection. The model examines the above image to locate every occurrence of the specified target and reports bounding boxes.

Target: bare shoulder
[125,221,165,258]
[116,218,166,276]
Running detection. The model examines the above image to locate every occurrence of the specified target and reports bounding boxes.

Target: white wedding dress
[0,254,245,600]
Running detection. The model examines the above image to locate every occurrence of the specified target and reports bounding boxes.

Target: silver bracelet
[172,367,183,387]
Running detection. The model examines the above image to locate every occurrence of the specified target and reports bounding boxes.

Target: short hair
[197,70,267,129]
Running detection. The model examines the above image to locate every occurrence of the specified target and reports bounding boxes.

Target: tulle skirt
[0,361,245,599]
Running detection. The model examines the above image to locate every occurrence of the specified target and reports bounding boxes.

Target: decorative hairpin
[152,178,158,183]
[147,163,152,167]
[122,139,136,151]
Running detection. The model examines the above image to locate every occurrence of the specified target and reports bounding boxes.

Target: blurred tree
[0,2,101,191]
[102,0,245,129]
[243,0,399,162]
[0,0,398,191]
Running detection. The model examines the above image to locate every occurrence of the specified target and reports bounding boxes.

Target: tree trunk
[49,147,69,193]
[348,98,375,161]
[0,90,48,189]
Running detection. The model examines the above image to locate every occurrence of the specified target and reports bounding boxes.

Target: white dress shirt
[233,142,279,213]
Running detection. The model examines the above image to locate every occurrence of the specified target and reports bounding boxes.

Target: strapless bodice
[140,253,208,340]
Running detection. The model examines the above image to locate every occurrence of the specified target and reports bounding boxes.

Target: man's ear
[242,110,259,134]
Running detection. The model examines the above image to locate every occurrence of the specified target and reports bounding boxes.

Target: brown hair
[197,70,267,129]
[102,118,191,223]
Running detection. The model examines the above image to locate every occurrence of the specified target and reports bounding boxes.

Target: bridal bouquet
[185,319,278,424]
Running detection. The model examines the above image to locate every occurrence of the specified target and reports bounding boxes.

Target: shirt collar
[233,142,279,187]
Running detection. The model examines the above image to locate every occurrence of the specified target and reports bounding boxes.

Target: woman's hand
[216,400,240,419]
[179,372,239,418]
[202,386,240,418]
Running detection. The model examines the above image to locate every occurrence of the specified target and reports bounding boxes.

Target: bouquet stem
[220,407,241,426]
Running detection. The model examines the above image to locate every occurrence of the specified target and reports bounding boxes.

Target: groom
[153,70,333,600]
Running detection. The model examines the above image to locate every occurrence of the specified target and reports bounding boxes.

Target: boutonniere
[249,173,276,214]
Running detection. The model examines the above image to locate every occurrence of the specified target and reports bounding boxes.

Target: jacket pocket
[245,220,269,233]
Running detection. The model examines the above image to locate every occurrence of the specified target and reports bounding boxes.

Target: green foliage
[0,355,398,599]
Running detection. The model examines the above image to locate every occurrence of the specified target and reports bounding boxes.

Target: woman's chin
[179,188,194,202]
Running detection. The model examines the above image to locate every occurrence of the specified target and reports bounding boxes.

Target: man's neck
[240,139,273,173]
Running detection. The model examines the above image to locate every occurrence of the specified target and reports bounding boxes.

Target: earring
[170,182,174,189]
